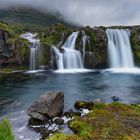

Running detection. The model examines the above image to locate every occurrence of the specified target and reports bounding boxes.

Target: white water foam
[54,69,92,73]
[103,68,140,74]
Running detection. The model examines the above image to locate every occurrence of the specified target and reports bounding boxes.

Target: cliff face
[0,22,30,67]
[83,26,107,68]
[39,24,108,69]
[130,26,140,65]
[47,25,140,69]
[1,21,140,70]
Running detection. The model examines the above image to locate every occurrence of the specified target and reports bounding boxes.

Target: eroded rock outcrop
[0,22,30,67]
[27,91,64,122]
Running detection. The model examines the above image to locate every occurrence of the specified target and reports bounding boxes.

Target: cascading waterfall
[29,42,43,70]
[21,33,43,70]
[52,46,64,70]
[106,29,134,68]
[52,32,84,70]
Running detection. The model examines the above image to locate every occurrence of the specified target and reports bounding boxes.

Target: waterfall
[29,42,43,70]
[82,35,90,60]
[52,32,84,70]
[21,33,43,70]
[106,29,134,68]
[52,46,64,70]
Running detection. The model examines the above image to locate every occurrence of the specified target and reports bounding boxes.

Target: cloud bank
[0,0,140,26]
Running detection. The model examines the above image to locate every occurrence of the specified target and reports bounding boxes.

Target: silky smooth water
[52,32,84,70]
[0,71,140,139]
[106,29,134,68]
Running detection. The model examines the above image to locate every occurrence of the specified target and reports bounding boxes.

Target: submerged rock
[111,96,120,101]
[27,91,64,122]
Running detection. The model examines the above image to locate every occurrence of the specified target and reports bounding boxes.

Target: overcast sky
[0,0,140,26]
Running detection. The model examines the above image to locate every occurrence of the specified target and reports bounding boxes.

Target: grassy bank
[49,102,140,140]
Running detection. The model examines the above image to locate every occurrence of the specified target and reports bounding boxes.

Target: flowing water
[52,32,84,70]
[21,33,43,71]
[0,70,140,139]
[106,29,134,68]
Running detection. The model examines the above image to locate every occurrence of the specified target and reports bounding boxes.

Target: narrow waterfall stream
[52,32,84,71]
[21,33,43,71]
[106,29,134,68]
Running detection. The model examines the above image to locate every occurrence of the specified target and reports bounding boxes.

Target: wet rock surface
[27,91,64,121]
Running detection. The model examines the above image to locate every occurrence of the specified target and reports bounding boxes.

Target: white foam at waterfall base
[103,68,140,74]
[54,69,92,73]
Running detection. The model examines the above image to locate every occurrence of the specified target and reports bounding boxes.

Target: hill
[0,8,66,27]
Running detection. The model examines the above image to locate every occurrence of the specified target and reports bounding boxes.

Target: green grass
[0,118,14,140]
[49,102,140,140]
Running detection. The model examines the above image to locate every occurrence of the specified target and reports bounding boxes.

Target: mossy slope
[49,103,140,140]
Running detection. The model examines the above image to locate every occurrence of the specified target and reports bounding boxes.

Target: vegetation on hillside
[0,21,30,70]
[0,8,66,28]
[131,27,140,64]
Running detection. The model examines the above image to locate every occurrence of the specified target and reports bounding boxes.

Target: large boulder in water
[27,91,64,121]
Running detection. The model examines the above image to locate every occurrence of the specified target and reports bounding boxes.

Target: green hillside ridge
[0,8,67,28]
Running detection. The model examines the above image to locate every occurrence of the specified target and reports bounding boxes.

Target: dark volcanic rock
[27,91,64,121]
[111,96,120,102]
[28,118,46,126]
[54,117,64,125]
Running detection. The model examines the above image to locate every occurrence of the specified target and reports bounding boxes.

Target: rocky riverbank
[26,91,140,140]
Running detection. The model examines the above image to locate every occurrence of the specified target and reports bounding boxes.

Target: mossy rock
[39,24,73,46]
[48,133,82,140]
[130,27,140,64]
[74,101,94,110]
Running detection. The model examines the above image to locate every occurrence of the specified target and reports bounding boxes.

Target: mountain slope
[0,8,65,27]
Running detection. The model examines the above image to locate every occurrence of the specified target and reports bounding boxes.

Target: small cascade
[52,46,64,70]
[21,33,43,70]
[52,32,84,70]
[82,34,90,60]
[106,29,134,68]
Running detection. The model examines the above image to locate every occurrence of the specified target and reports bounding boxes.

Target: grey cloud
[0,0,140,26]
